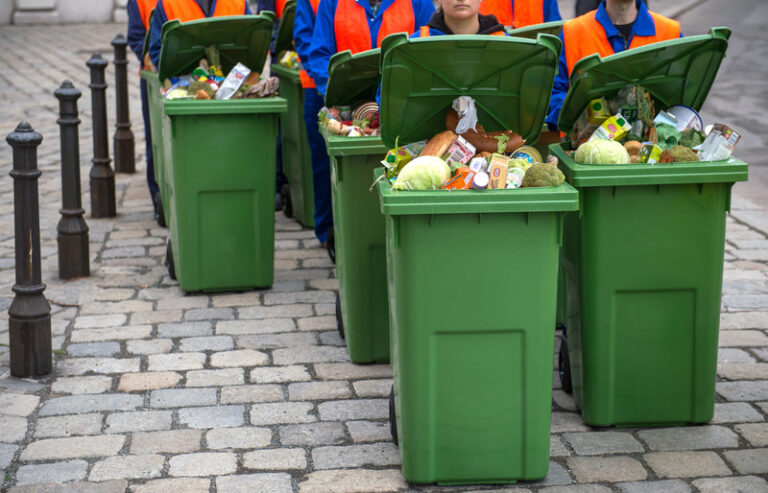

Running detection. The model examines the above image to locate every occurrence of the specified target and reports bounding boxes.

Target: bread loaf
[419,130,458,157]
[445,108,524,153]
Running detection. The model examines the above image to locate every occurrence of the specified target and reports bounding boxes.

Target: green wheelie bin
[554,28,749,427]
[158,15,287,292]
[377,33,577,484]
[323,49,390,363]
[271,0,315,227]
[507,19,564,38]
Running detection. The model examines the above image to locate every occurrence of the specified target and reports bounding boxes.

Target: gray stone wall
[1,0,127,25]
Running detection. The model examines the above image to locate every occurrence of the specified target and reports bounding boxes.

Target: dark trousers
[303,88,333,244]
[140,78,159,199]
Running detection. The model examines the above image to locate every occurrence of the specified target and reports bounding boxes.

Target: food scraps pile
[162,47,279,100]
[570,84,741,165]
[319,102,380,137]
[381,97,564,191]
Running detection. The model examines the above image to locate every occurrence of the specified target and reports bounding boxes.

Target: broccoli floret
[669,145,699,163]
[521,163,565,188]
[188,80,215,98]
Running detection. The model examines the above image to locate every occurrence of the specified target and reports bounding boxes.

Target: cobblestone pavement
[1,16,768,493]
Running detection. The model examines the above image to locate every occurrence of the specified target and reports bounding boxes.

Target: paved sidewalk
[0,21,767,493]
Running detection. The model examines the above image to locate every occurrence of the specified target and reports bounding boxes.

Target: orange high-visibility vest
[563,10,680,74]
[136,0,156,28]
[277,0,287,18]
[334,0,415,54]
[162,0,245,23]
[299,0,321,88]
[418,25,505,36]
[478,0,543,28]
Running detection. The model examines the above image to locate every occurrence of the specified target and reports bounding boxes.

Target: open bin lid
[507,20,564,39]
[325,48,381,108]
[557,27,732,133]
[158,14,276,81]
[274,0,296,54]
[141,9,155,62]
[378,32,562,150]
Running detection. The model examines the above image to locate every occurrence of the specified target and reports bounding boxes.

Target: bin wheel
[559,336,572,394]
[389,386,398,446]
[281,183,293,218]
[327,227,336,264]
[165,239,176,281]
[336,292,345,340]
[154,193,166,228]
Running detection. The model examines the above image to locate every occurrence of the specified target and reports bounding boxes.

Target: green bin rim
[557,27,732,134]
[163,96,287,115]
[274,0,296,54]
[325,48,382,108]
[506,20,564,39]
[158,14,275,81]
[378,32,562,150]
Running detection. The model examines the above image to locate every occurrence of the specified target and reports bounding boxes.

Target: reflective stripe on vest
[162,0,246,23]
[478,0,543,28]
[137,0,155,28]
[334,0,415,53]
[563,10,680,75]
[418,25,505,37]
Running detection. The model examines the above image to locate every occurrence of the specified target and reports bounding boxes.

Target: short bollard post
[6,122,52,377]
[54,80,90,279]
[112,34,135,174]
[86,53,116,218]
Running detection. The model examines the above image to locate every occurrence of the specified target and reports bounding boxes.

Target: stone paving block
[298,468,407,493]
[0,415,28,442]
[243,448,307,470]
[105,411,172,434]
[719,329,768,346]
[318,399,388,421]
[237,332,318,350]
[312,442,400,469]
[549,436,571,457]
[756,348,768,361]
[130,429,203,455]
[644,451,732,478]
[550,412,590,433]
[216,319,296,335]
[250,365,311,383]
[0,393,39,416]
[616,479,693,493]
[216,473,293,493]
[150,388,217,408]
[0,442,17,468]
[50,376,113,395]
[734,423,768,446]
[318,331,345,347]
[220,384,284,404]
[8,480,129,493]
[157,297,209,311]
[279,422,346,446]
[211,292,263,308]
[185,308,234,321]
[718,348,757,363]
[130,310,183,325]
[39,393,142,416]
[178,405,245,429]
[691,476,768,493]
[210,349,269,368]
[157,322,212,338]
[352,380,392,398]
[15,460,89,485]
[125,339,173,355]
[169,452,237,477]
[57,357,140,376]
[540,486,612,493]
[34,413,102,438]
[185,368,244,387]
[67,342,121,357]
[345,420,392,444]
[263,291,335,305]
[297,316,338,332]
[637,425,739,451]
[721,311,768,329]
[129,478,211,493]
[717,381,768,401]
[288,381,351,400]
[89,454,165,481]
[552,390,578,411]
[147,352,206,371]
[712,402,764,423]
[205,427,272,450]
[563,432,644,455]
[567,456,647,483]
[179,336,234,352]
[118,372,182,392]
[724,448,768,474]
[273,346,349,365]
[251,402,316,425]
[74,314,127,329]
[20,435,126,460]
[238,305,313,319]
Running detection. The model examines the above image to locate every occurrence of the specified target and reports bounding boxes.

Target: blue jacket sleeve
[149,1,168,68]
[413,0,435,29]
[308,0,337,98]
[543,0,561,22]
[294,0,315,71]
[545,31,568,130]
[245,3,252,13]
[126,0,147,61]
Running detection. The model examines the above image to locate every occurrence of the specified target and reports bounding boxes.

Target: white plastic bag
[452,96,478,134]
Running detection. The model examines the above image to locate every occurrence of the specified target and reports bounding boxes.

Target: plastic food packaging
[441,136,476,170]
[506,167,525,189]
[589,113,632,141]
[487,154,509,189]
[510,146,543,165]
[442,167,476,190]
[667,105,703,132]
[698,123,741,161]
[216,62,251,100]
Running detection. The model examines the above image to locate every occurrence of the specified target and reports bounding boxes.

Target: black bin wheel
[281,183,293,218]
[165,239,176,280]
[389,386,398,446]
[559,336,572,394]
[154,194,167,228]
[336,292,345,340]
[327,226,336,264]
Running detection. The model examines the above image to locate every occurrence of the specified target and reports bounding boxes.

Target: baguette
[445,108,524,153]
[419,130,458,157]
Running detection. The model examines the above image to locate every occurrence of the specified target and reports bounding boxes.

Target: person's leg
[275,131,287,210]
[303,89,333,244]
[140,79,160,209]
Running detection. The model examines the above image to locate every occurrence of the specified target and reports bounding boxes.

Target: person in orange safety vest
[546,0,681,129]
[478,0,560,29]
[417,0,507,36]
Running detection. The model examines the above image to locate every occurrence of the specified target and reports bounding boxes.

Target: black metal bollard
[112,34,135,174]
[86,53,116,218]
[54,80,90,279]
[6,122,52,377]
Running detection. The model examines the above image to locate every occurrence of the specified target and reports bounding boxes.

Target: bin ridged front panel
[140,72,169,225]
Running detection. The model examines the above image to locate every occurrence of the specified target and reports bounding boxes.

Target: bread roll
[420,130,458,157]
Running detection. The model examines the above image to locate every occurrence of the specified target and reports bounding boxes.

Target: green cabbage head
[574,139,631,165]
[393,156,451,190]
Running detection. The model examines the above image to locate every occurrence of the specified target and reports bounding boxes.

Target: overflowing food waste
[319,102,380,137]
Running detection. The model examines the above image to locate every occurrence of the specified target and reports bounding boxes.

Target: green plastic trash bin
[554,28,748,427]
[323,49,390,363]
[378,33,576,484]
[507,19,564,38]
[272,1,315,227]
[158,15,287,292]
